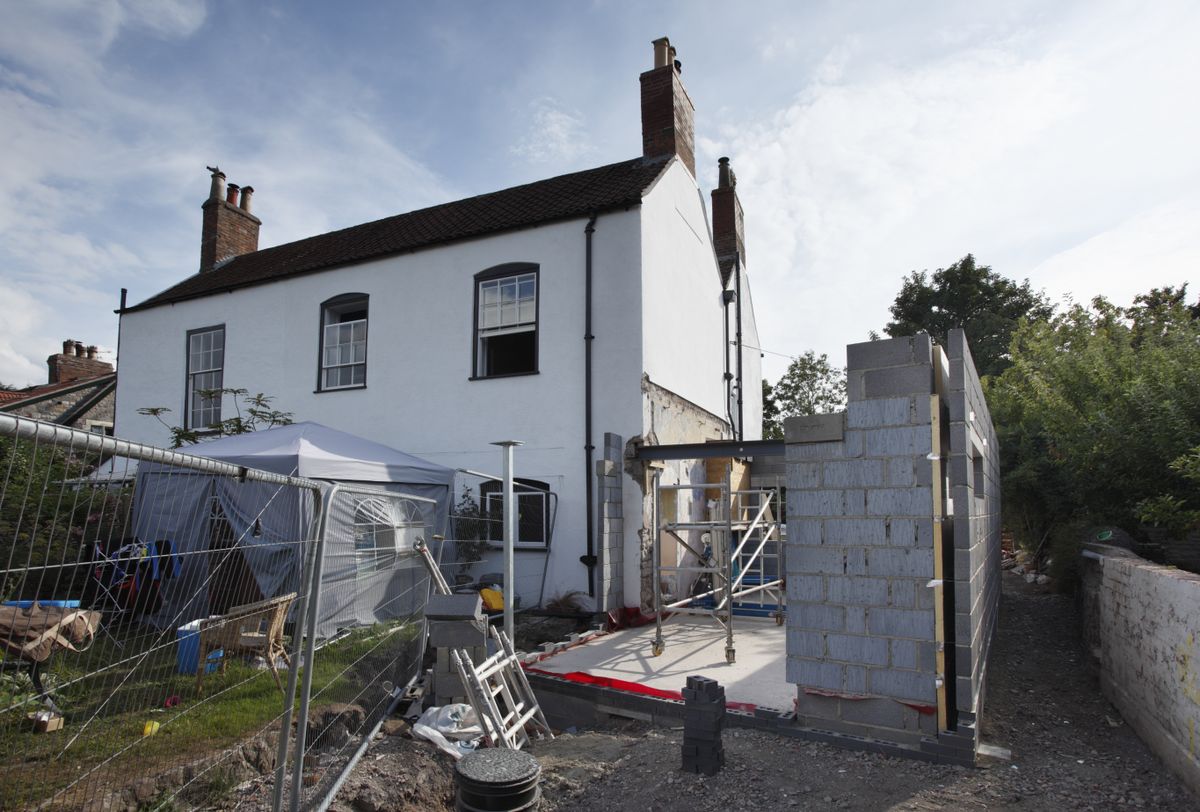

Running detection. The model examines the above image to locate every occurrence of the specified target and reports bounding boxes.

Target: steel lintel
[634,439,784,461]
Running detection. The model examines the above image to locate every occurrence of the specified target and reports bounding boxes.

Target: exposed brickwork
[48,342,113,384]
[639,65,695,176]
[710,159,745,286]
[595,432,625,616]
[200,198,261,273]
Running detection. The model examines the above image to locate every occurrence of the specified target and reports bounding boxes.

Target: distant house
[1,339,116,434]
[113,37,763,612]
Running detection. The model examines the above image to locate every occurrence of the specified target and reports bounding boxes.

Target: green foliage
[885,254,1053,378]
[1136,444,1200,537]
[138,389,293,448]
[763,351,846,438]
[989,285,1200,564]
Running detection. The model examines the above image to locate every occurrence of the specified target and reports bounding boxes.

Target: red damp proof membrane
[524,667,757,712]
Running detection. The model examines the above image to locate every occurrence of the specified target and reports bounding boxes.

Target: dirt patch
[236,572,1196,811]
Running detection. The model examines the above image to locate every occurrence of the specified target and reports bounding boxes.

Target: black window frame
[184,324,225,431]
[316,293,369,392]
[470,263,540,380]
[479,478,551,549]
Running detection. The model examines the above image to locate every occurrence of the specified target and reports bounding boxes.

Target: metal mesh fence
[0,416,435,811]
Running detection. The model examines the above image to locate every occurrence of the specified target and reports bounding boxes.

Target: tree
[763,351,846,438]
[884,254,1053,378]
[138,388,293,448]
[988,285,1200,574]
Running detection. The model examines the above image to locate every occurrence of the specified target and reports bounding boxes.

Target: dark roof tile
[129,156,670,311]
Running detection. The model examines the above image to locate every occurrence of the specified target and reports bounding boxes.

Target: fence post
[271,484,324,812]
[288,484,338,812]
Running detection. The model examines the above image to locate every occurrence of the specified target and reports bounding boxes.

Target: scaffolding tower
[650,465,785,663]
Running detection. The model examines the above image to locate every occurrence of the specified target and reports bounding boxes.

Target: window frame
[184,324,225,431]
[470,263,540,380]
[316,293,369,393]
[479,478,551,549]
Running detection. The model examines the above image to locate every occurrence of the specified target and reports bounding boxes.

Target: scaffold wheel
[651,640,664,657]
[725,646,736,664]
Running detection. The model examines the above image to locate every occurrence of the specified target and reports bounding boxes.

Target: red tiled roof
[128,156,671,312]
[0,374,117,410]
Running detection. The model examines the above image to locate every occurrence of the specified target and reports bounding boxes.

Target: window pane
[482,303,498,329]
[519,300,535,323]
[482,283,498,305]
[353,343,365,363]
[518,277,535,300]
[352,321,366,341]
[501,281,516,302]
[501,302,517,325]
[352,365,365,385]
[325,324,338,346]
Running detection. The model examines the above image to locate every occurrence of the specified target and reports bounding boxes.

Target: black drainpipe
[722,288,735,431]
[734,254,745,442]
[581,214,599,596]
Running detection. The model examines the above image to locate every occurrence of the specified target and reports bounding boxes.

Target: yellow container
[480,587,504,612]
[143,721,160,737]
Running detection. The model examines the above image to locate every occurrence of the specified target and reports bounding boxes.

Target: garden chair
[196,592,296,695]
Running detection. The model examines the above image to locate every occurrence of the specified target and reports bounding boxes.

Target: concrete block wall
[785,335,939,747]
[785,332,999,762]
[944,328,1001,728]
[1080,544,1200,797]
[595,432,625,615]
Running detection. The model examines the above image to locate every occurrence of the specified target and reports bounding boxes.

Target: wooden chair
[196,592,296,694]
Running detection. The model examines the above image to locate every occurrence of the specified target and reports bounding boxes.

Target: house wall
[784,333,999,764]
[115,212,646,609]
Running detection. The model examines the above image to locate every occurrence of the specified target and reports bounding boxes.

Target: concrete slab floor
[529,615,793,712]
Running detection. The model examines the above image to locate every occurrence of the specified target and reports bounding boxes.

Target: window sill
[482,542,550,553]
[468,371,539,382]
[314,384,368,394]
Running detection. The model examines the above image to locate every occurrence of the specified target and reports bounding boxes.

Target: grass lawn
[0,618,420,810]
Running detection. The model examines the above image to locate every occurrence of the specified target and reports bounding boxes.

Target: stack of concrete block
[427,593,487,707]
[595,432,625,616]
[680,676,725,775]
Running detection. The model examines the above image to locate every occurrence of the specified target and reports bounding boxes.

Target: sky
[0,0,1197,387]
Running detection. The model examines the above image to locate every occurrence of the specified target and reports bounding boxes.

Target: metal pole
[491,441,522,643]
[651,469,664,657]
[271,485,324,812]
[288,484,338,812]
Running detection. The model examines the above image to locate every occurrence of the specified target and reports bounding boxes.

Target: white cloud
[511,97,593,165]
[721,2,1200,379]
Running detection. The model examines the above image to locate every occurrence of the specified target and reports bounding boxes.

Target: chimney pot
[62,339,75,355]
[652,37,670,69]
[73,341,84,357]
[86,345,98,360]
[207,166,226,201]
[718,156,733,189]
[226,183,240,206]
[239,185,254,214]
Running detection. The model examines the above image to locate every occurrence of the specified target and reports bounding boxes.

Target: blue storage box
[176,620,223,675]
[3,600,81,609]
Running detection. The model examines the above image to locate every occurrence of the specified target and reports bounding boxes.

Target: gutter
[581,214,599,597]
[734,254,745,442]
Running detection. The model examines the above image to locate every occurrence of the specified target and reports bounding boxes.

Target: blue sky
[1,0,1198,386]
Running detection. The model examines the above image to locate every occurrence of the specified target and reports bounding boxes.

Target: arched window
[472,264,538,378]
[318,293,368,390]
[353,497,424,576]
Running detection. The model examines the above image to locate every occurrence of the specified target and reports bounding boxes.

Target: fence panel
[0,416,441,811]
[285,484,433,810]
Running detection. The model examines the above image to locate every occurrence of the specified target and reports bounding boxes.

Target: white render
[115,158,763,610]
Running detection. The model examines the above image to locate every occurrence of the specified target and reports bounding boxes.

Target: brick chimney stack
[711,156,746,287]
[200,165,261,273]
[48,339,114,384]
[640,36,696,176]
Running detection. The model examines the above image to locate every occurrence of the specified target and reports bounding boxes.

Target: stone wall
[784,331,1000,763]
[1080,543,1200,796]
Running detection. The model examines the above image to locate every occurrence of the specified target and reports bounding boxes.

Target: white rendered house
[114,37,762,613]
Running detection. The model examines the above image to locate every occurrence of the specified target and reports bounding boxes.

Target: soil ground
[242,571,1197,811]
